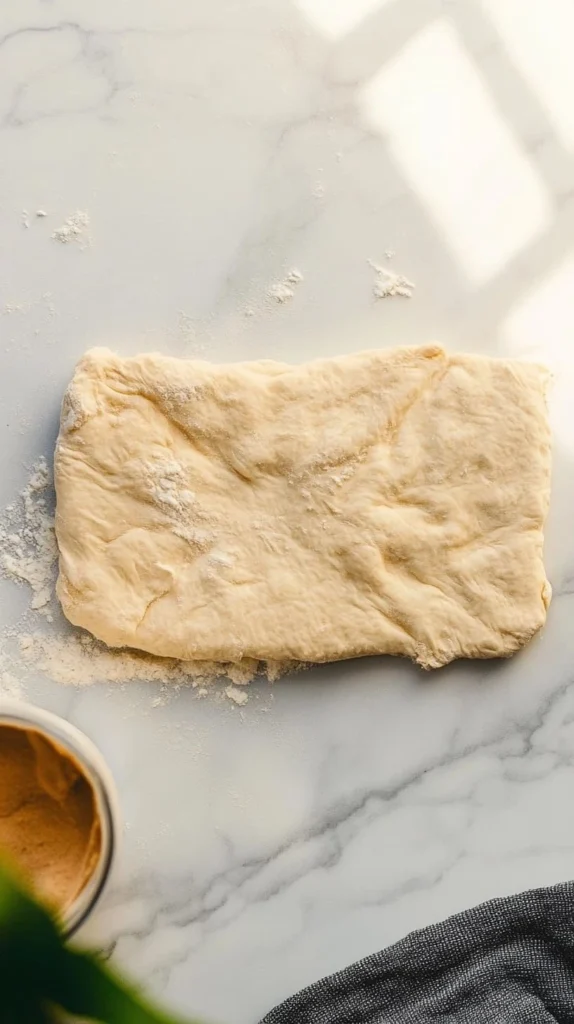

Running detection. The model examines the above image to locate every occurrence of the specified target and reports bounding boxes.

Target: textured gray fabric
[261,883,574,1023]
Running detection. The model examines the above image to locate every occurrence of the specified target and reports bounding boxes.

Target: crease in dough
[54,345,551,670]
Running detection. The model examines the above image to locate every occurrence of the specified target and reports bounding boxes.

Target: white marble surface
[2,0,574,1021]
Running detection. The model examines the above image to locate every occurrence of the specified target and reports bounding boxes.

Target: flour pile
[268,268,303,303]
[368,259,414,299]
[52,210,91,248]
[0,459,57,617]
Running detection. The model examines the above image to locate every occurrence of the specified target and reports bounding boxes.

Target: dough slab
[55,346,551,670]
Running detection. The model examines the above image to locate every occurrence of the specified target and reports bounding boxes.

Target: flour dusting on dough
[137,456,216,547]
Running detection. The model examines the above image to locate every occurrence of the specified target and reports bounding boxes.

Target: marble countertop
[2,1,574,1021]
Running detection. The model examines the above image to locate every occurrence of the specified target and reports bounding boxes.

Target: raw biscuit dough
[55,346,551,669]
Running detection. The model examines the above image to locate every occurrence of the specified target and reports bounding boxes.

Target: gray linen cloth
[261,883,574,1023]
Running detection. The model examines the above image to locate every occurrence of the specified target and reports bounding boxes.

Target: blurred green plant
[0,862,199,1024]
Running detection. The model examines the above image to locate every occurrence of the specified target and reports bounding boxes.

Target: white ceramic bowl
[0,699,121,936]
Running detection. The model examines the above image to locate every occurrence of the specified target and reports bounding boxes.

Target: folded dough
[55,346,551,669]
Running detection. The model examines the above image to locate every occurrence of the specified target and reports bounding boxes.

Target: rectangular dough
[55,346,551,669]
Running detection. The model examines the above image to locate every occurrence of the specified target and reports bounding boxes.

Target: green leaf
[0,863,202,1024]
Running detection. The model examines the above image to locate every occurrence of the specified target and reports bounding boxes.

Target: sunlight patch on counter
[360,21,550,284]
[295,0,392,39]
[482,0,574,150]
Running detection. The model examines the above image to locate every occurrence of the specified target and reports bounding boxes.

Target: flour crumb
[269,268,303,303]
[36,209,48,218]
[269,283,295,303]
[52,210,91,248]
[22,209,30,230]
[368,259,414,299]
[225,685,249,706]
[137,455,215,548]
[286,268,303,283]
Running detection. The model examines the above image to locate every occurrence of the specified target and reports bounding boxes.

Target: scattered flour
[269,268,303,303]
[16,629,293,696]
[368,259,414,299]
[0,459,58,618]
[18,631,254,689]
[52,210,91,248]
[21,208,48,227]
